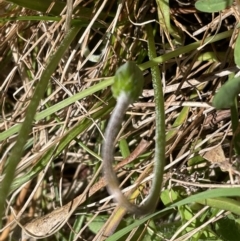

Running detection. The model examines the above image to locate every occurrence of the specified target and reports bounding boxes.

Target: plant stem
[102,24,166,215]
[144,23,166,211]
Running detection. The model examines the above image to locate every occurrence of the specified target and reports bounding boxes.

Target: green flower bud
[111,61,144,103]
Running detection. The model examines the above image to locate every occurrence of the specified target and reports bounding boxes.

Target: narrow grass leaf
[0,25,81,221]
[234,32,240,67]
[155,0,183,44]
[139,30,233,70]
[10,99,115,193]
[69,215,85,241]
[197,197,240,216]
[0,78,113,142]
[8,0,65,15]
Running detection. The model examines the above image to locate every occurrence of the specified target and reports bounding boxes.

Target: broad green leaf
[212,77,240,109]
[161,188,183,206]
[88,216,108,234]
[234,32,240,66]
[195,0,233,13]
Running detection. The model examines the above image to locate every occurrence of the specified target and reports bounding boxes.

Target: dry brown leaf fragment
[203,145,240,175]
[203,145,226,164]
[21,201,74,240]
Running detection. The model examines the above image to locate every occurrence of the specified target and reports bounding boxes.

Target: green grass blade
[8,0,66,15]
[10,99,115,193]
[0,25,81,221]
[234,32,240,67]
[7,0,109,20]
[35,78,113,121]
[0,16,106,28]
[155,0,183,44]
[139,29,233,70]
[106,187,240,240]
[0,78,113,142]
[197,197,240,216]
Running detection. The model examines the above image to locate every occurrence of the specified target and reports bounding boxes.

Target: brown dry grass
[1,0,240,240]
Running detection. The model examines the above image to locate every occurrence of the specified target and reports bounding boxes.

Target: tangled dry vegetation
[1,0,240,240]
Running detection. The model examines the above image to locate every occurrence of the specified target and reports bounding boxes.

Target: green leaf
[8,0,66,15]
[234,33,240,66]
[161,188,183,206]
[88,216,108,234]
[119,139,130,158]
[212,77,240,109]
[166,106,189,142]
[197,197,240,216]
[195,0,233,13]
[6,0,106,22]
[69,215,85,241]
[155,0,183,44]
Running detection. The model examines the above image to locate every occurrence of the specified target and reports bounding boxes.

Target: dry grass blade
[19,139,149,239]
[1,0,240,240]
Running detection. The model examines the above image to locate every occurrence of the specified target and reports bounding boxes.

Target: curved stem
[103,26,166,216]
[102,92,147,215]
